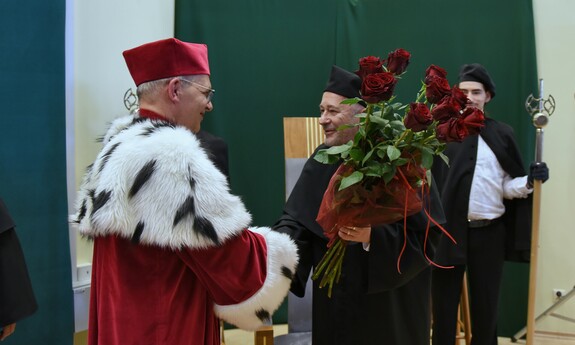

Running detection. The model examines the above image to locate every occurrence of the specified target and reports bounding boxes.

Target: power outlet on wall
[77,263,92,283]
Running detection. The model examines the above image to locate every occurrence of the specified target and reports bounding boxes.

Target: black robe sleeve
[0,198,38,327]
[195,130,230,183]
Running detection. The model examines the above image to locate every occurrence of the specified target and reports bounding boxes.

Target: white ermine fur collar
[71,114,251,249]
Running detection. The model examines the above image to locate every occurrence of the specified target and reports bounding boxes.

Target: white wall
[68,0,175,267]
[531,0,575,334]
[66,0,175,331]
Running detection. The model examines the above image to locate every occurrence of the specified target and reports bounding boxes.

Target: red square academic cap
[123,38,210,86]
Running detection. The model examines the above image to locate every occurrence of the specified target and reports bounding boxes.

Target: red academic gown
[73,111,298,345]
[89,232,267,345]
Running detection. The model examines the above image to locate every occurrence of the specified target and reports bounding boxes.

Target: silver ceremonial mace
[525,79,555,345]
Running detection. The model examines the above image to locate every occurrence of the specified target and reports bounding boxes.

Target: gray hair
[136,77,171,100]
[136,75,204,100]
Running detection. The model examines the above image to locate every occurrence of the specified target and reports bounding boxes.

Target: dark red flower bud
[361,72,397,103]
[404,102,432,132]
[450,86,469,109]
[424,65,447,83]
[425,75,451,104]
[461,107,485,135]
[431,96,461,122]
[356,56,383,79]
[436,118,469,143]
[386,48,411,75]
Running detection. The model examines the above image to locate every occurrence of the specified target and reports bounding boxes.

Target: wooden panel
[283,117,324,159]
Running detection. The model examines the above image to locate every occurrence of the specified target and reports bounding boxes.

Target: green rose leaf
[339,170,364,191]
[326,143,352,155]
[376,146,387,159]
[387,146,402,161]
[394,157,409,166]
[340,97,364,105]
[314,150,340,164]
[390,120,406,131]
[383,165,396,184]
[383,105,394,117]
[349,147,365,162]
[426,169,433,187]
[362,148,375,165]
[313,150,330,164]
[438,151,450,166]
[420,147,434,169]
[368,115,389,126]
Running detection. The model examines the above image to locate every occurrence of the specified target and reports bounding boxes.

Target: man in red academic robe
[71,38,298,345]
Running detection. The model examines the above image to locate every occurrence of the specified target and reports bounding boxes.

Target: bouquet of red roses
[312,49,485,297]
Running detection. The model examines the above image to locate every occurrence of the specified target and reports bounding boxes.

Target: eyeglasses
[179,78,215,102]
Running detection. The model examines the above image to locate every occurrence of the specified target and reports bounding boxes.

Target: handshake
[527,162,549,188]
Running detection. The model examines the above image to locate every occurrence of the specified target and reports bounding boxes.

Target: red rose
[431,95,461,122]
[386,48,411,75]
[424,65,447,83]
[436,118,469,143]
[425,75,451,104]
[404,102,432,132]
[356,56,383,79]
[461,107,485,135]
[361,72,397,103]
[450,86,469,109]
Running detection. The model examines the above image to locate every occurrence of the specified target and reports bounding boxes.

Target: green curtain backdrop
[176,0,537,336]
[0,1,74,344]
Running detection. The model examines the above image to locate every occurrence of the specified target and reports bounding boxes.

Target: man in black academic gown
[0,198,38,341]
[431,64,550,345]
[196,129,230,183]
[273,65,446,345]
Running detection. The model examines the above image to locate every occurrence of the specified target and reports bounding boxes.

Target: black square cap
[324,65,362,99]
[459,63,496,98]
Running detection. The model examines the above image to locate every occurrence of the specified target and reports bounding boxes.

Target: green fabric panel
[176,0,537,335]
[0,1,74,344]
[176,0,337,228]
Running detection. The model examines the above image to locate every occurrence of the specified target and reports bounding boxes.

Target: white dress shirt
[467,136,532,221]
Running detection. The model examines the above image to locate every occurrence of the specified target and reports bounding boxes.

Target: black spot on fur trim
[139,122,176,136]
[193,217,219,244]
[281,266,294,280]
[92,190,112,215]
[75,199,87,223]
[131,221,145,244]
[174,196,195,227]
[129,160,157,198]
[131,117,148,125]
[187,166,196,190]
[99,142,121,173]
[255,309,271,323]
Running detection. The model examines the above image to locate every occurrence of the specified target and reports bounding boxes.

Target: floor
[223,325,575,345]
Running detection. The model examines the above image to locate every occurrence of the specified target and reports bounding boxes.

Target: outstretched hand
[528,162,549,188]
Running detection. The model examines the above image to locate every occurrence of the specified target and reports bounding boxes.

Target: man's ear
[167,78,181,102]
